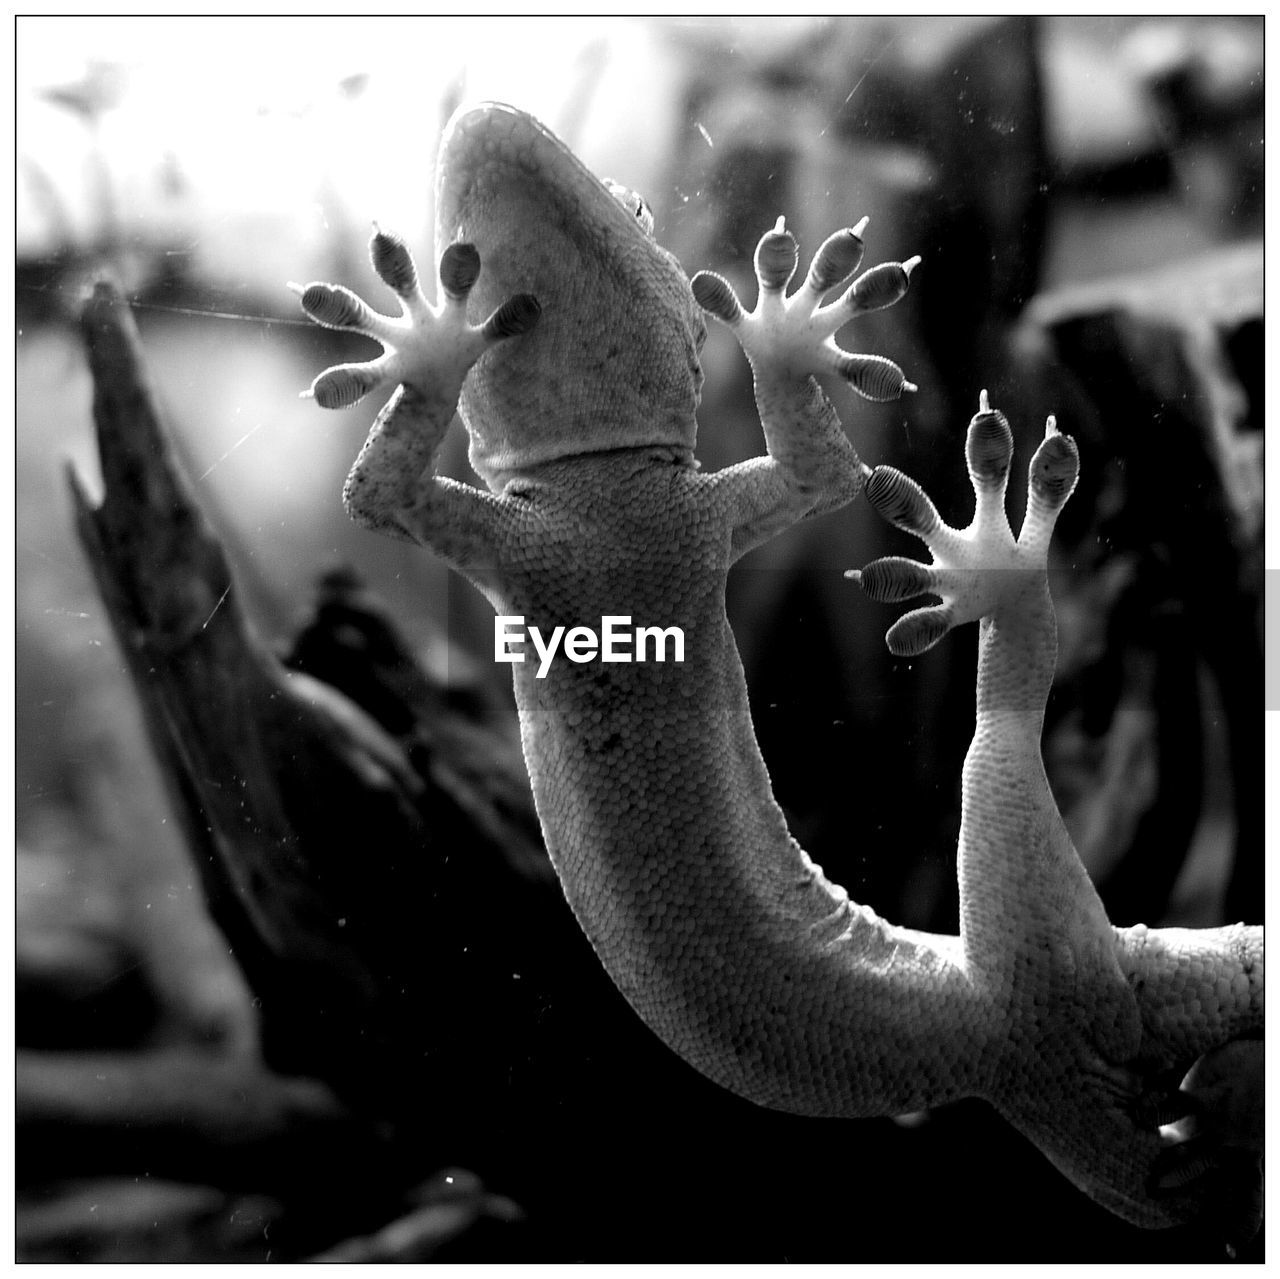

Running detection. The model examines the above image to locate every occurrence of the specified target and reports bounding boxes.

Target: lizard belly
[509,599,979,1117]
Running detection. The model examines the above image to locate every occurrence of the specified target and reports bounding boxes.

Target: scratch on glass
[199,422,268,480]
[818,38,899,138]
[201,584,232,630]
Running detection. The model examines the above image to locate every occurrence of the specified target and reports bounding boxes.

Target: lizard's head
[436,102,705,489]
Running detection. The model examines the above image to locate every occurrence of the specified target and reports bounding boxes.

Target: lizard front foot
[293,229,539,540]
[292,228,540,411]
[849,391,1079,655]
[690,217,918,401]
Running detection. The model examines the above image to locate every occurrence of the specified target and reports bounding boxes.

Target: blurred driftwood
[17,1049,375,1194]
[16,1180,280,1264]
[1019,243,1263,927]
[16,845,162,1051]
[68,284,567,1132]
[309,1168,526,1263]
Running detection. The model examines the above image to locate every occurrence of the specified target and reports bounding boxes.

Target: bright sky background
[16,15,753,286]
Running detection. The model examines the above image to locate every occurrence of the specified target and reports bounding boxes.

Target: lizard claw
[849,392,1079,657]
[690,216,917,401]
[1150,1140,1263,1256]
[1129,1080,1200,1131]
[1147,1039,1264,1250]
[293,228,539,410]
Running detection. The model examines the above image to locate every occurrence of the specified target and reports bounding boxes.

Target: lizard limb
[854,394,1262,1231]
[293,230,537,574]
[692,219,917,557]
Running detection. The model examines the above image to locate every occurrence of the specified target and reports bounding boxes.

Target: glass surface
[14,15,1265,1264]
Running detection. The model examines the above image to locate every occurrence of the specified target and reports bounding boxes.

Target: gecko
[294,102,1262,1240]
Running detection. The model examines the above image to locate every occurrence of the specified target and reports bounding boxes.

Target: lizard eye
[603,179,655,237]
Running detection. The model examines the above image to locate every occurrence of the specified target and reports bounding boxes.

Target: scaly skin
[295,102,1262,1241]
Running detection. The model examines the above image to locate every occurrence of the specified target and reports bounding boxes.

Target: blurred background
[15,14,1264,1263]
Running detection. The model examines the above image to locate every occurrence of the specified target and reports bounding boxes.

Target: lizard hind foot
[849,392,1079,657]
[690,216,918,401]
[293,229,539,411]
[1147,1039,1264,1252]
